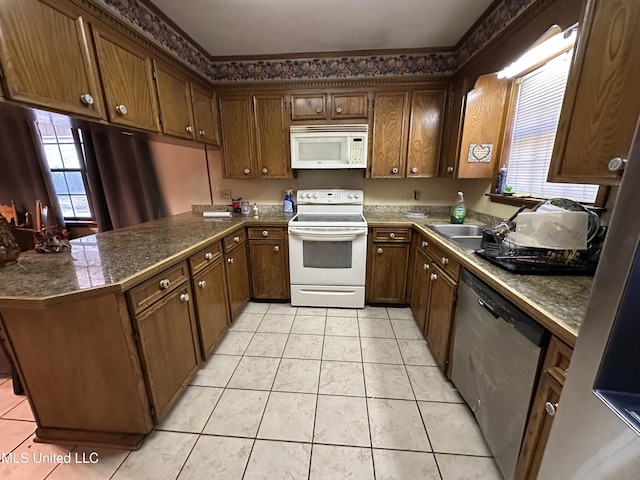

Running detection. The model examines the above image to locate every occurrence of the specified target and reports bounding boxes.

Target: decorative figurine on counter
[0,215,21,266]
[32,226,71,253]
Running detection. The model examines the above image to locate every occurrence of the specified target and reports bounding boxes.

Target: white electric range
[288,189,367,308]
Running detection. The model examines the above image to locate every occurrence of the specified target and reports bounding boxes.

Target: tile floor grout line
[307,309,327,479]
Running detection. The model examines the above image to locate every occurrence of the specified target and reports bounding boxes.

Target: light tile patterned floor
[0,303,502,479]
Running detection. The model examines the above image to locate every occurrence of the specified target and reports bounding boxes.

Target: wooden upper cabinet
[371,92,409,178]
[218,95,255,178]
[93,29,160,132]
[407,90,447,177]
[549,0,640,185]
[154,62,195,140]
[440,79,470,177]
[457,74,509,178]
[0,0,104,119]
[191,86,220,145]
[254,95,292,178]
[291,94,327,120]
[331,92,368,119]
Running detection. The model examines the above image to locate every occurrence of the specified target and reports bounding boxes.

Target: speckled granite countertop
[0,209,591,345]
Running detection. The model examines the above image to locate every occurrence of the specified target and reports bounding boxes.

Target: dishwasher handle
[477,299,500,319]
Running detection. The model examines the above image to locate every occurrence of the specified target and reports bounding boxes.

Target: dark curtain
[82,129,168,231]
[0,104,64,228]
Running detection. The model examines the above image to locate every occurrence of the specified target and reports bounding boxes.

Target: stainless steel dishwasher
[451,269,547,480]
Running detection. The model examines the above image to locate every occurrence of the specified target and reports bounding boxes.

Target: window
[35,122,94,221]
[502,40,599,203]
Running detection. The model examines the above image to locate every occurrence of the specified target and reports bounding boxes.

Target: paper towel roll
[203,211,232,218]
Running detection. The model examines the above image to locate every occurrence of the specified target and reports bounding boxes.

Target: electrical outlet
[414,190,421,200]
[221,189,232,200]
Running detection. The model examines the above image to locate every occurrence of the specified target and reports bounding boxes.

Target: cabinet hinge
[150,406,156,419]
[0,64,4,80]
[131,325,140,343]
[152,68,157,80]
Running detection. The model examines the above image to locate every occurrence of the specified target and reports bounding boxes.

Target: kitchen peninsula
[0,210,592,451]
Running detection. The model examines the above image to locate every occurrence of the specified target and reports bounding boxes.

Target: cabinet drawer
[128,261,189,315]
[223,229,246,253]
[544,336,573,386]
[331,93,368,119]
[189,242,223,274]
[291,94,327,120]
[372,228,411,243]
[248,227,285,240]
[427,241,460,281]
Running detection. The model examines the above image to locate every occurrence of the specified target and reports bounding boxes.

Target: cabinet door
[440,79,470,177]
[457,74,509,178]
[331,92,368,119]
[514,372,563,480]
[191,86,220,145]
[192,259,230,359]
[425,265,457,371]
[219,95,255,178]
[367,242,409,304]
[409,247,431,333]
[154,62,195,140]
[549,0,640,185]
[135,285,201,420]
[291,94,327,120]
[254,95,292,178]
[371,92,409,178]
[0,0,104,119]
[249,239,290,300]
[407,90,447,177]
[225,245,250,320]
[93,30,160,131]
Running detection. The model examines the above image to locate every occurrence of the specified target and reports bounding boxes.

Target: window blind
[505,52,599,203]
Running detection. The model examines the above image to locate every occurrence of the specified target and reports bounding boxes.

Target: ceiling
[149,0,494,58]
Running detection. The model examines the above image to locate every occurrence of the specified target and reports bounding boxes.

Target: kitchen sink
[427,224,488,252]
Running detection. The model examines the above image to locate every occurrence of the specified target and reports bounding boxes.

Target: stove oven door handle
[288,227,368,242]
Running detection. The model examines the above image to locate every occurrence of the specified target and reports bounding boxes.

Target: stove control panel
[297,189,363,204]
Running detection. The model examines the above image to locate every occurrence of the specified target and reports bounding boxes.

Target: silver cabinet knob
[335,106,342,114]
[244,168,250,175]
[180,293,190,302]
[545,401,558,416]
[80,93,94,105]
[391,167,399,174]
[441,257,449,266]
[421,240,428,248]
[227,258,234,264]
[199,130,206,136]
[198,280,207,288]
[447,166,454,173]
[389,232,396,239]
[186,125,194,133]
[204,252,213,260]
[159,279,170,289]
[316,107,322,114]
[262,167,268,174]
[377,248,384,255]
[274,245,280,252]
[115,104,128,115]
[262,230,268,237]
[608,157,627,172]
[423,263,429,270]
[411,167,418,173]
[430,273,438,281]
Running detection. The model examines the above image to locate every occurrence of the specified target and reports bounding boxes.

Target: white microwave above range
[290,124,368,169]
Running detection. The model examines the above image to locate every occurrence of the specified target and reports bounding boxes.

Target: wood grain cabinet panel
[254,95,291,178]
[425,263,457,371]
[367,241,410,304]
[134,283,201,421]
[409,246,431,333]
[0,0,104,119]
[371,92,409,178]
[93,29,160,131]
[218,95,255,178]
[191,86,220,145]
[154,62,195,140]
[549,0,640,184]
[331,92,368,119]
[223,232,250,320]
[192,258,230,359]
[407,90,447,177]
[249,237,290,300]
[291,94,327,120]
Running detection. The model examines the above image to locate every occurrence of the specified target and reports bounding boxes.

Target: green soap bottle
[450,191,466,224]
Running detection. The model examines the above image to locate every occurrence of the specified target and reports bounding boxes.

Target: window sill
[486,193,606,214]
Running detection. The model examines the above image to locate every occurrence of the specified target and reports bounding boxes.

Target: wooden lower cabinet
[192,258,231,358]
[133,283,201,421]
[248,230,289,300]
[409,246,431,333]
[224,237,250,320]
[425,263,457,371]
[367,228,411,304]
